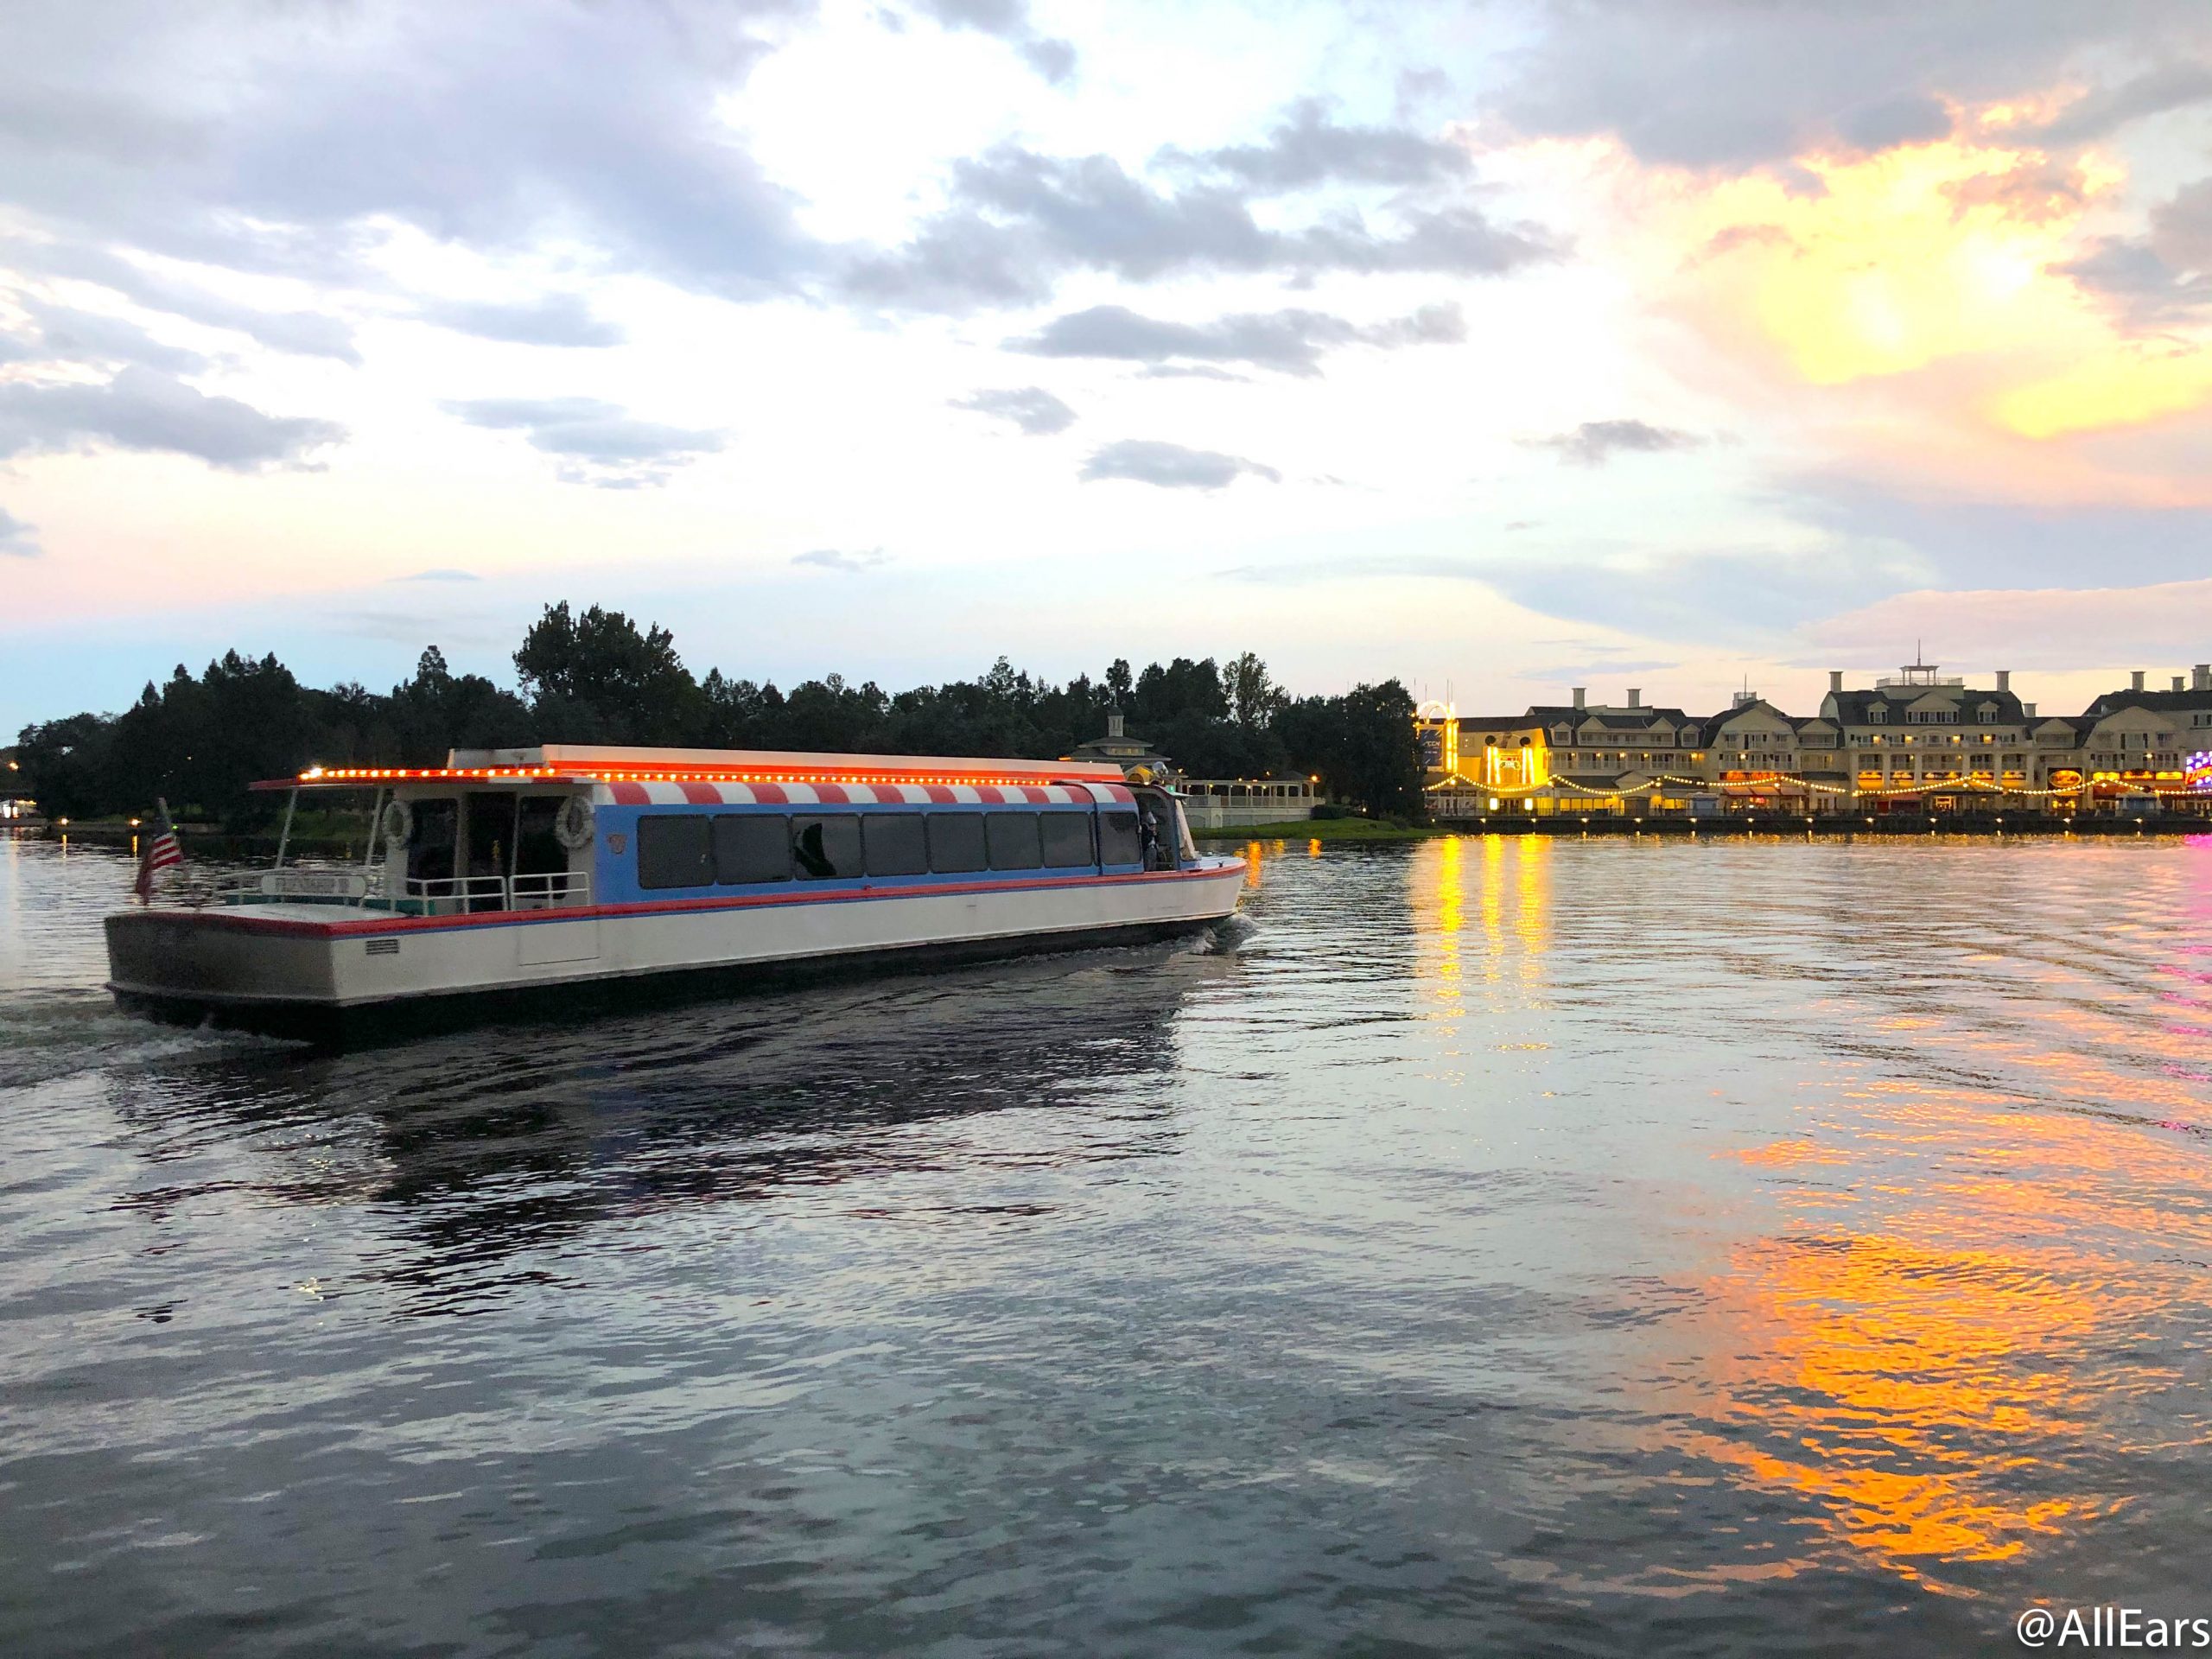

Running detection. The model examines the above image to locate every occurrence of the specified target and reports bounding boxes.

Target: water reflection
[100,946,1212,1318]
[1681,1072,2212,1588]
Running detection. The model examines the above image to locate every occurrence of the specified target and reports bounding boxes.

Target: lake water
[4,830,2211,1656]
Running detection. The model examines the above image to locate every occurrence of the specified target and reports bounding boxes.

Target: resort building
[1427,660,2212,819]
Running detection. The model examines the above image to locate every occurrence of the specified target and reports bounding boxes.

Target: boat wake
[0,988,292,1091]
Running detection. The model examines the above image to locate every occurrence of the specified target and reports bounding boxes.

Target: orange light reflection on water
[1676,1081,2212,1586]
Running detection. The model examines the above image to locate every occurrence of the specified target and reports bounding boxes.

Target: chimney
[2196,664,2211,691]
[1627,687,1642,709]
[2024,702,2037,718]
[2176,676,2187,693]
[1106,709,1125,739]
[1572,687,1586,710]
[1995,670,2010,693]
[1828,670,1843,694]
[2133,670,2146,692]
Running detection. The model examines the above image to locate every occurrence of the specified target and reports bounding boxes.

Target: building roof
[2081,688,2212,719]
[1825,687,2030,724]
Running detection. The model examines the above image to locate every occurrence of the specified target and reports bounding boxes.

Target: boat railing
[216,868,377,904]
[508,870,592,910]
[214,868,593,915]
[397,872,594,915]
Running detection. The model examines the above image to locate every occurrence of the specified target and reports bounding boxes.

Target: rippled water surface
[4,830,2212,1656]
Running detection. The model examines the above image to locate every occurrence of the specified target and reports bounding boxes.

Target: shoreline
[1198,814,2208,841]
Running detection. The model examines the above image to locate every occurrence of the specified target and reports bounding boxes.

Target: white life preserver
[554,795,595,851]
[378,798,412,847]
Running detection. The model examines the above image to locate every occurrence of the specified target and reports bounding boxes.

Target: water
[3,830,2211,1656]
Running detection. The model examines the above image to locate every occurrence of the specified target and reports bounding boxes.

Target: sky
[7,0,2212,735]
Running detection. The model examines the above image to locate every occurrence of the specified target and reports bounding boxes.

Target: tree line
[13,603,1422,826]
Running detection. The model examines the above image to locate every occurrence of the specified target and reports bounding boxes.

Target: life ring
[378,798,412,847]
[554,795,595,851]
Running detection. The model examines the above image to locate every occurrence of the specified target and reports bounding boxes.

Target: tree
[1277,679,1422,817]
[1223,652,1286,730]
[513,601,697,742]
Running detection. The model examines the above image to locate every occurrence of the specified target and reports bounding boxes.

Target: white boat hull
[106,859,1247,1041]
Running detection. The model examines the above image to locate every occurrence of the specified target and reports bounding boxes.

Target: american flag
[135,797,183,903]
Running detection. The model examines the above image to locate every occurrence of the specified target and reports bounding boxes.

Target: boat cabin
[239,744,1198,918]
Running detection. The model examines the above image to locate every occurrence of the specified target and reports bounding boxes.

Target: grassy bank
[1195,817,1451,842]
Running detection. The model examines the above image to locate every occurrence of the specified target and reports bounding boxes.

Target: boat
[104,744,1248,1043]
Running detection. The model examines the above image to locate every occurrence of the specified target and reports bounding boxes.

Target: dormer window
[1869,707,1886,724]
[1978,707,1995,723]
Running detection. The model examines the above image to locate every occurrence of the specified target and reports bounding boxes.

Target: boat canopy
[251,744,1137,793]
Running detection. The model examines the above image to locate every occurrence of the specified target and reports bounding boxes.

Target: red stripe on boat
[749,782,789,804]
[813,783,851,804]
[923,785,958,804]
[607,781,651,804]
[677,780,723,804]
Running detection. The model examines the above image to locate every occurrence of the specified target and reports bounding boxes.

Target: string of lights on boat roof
[265,762,1132,791]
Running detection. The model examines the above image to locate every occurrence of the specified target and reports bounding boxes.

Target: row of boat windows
[635,810,1143,889]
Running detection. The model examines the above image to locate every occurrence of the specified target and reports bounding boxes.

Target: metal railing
[215,868,592,914]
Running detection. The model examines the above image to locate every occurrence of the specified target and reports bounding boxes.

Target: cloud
[1013,301,1465,377]
[1533,419,1702,465]
[391,568,480,582]
[842,143,1554,312]
[1080,439,1279,490]
[1484,544,1928,639]
[1136,364,1248,382]
[0,0,818,343]
[0,506,39,557]
[0,366,343,469]
[1805,574,2212,671]
[1784,480,2212,589]
[951,386,1075,435]
[16,244,362,363]
[417,293,625,347]
[1158,99,1471,191]
[442,395,723,487]
[912,0,1076,84]
[1494,2,2212,168]
[2031,61,2212,144]
[5,296,209,375]
[1837,93,1953,153]
[793,546,890,572]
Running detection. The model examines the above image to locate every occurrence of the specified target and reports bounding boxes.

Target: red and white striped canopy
[594,779,1135,807]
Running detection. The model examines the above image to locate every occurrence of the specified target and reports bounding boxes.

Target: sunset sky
[7,0,2212,734]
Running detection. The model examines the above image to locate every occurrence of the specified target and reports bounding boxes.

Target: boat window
[927,812,987,873]
[406,798,460,887]
[714,813,790,884]
[638,813,715,889]
[1039,811,1094,868]
[515,795,569,875]
[1099,810,1141,867]
[986,811,1042,870]
[864,812,929,876]
[791,814,862,880]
